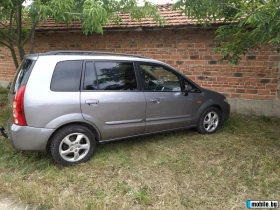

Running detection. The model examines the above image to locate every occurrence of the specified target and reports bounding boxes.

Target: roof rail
[41,51,150,59]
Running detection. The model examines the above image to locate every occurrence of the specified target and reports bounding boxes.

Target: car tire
[50,125,96,166]
[196,107,222,134]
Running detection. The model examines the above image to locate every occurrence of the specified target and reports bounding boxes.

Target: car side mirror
[184,84,193,96]
[7,82,11,90]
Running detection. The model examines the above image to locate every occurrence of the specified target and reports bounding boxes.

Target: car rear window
[51,60,83,92]
[11,59,35,94]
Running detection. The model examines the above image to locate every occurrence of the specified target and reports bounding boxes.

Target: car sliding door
[80,61,146,140]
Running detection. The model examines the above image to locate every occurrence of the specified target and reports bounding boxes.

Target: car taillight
[13,85,27,126]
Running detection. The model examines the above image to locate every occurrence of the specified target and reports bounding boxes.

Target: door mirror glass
[184,84,193,96]
[185,84,193,92]
[183,79,201,94]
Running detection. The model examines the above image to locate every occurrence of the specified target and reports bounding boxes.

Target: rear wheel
[196,107,221,134]
[50,125,96,166]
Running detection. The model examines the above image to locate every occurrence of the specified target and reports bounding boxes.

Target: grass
[0,87,280,209]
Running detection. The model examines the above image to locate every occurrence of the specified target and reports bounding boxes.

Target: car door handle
[85,99,99,105]
[150,98,160,104]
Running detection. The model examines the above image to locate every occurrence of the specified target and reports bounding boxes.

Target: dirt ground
[0,196,29,210]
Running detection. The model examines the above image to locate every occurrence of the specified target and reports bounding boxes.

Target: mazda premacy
[3,51,230,165]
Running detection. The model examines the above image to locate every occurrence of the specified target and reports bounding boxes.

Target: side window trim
[82,61,99,90]
[132,61,144,91]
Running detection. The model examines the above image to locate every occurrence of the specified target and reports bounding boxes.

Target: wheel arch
[46,121,101,152]
[192,100,224,125]
[210,104,223,120]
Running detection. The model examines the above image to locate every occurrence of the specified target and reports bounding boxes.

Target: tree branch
[0,9,18,39]
[0,30,18,46]
[22,20,38,46]
[0,40,12,50]
[9,8,14,34]
[29,29,35,54]
[0,22,9,29]
[17,4,22,44]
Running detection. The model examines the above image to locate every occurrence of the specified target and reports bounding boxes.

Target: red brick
[249,78,260,83]
[211,87,224,92]
[246,89,258,94]
[258,89,271,95]
[227,78,240,83]
[224,88,236,93]
[236,89,245,93]
[217,77,227,82]
[257,55,269,61]
[0,29,278,101]
[253,95,267,100]
[231,93,242,98]
[269,56,280,61]
[203,55,213,60]
[264,95,275,100]
[241,94,254,99]
[195,43,205,49]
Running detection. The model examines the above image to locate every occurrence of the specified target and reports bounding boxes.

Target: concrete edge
[0,81,9,88]
[228,98,280,117]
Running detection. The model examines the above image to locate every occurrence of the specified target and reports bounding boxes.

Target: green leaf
[174,0,280,63]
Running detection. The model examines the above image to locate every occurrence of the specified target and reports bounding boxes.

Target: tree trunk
[16,4,25,61]
[10,44,19,69]
[18,45,25,61]
[277,61,280,99]
[29,30,35,54]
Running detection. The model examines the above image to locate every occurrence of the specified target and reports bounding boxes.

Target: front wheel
[50,125,96,166]
[196,107,222,134]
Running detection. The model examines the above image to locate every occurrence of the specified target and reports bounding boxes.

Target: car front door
[80,61,146,140]
[137,62,194,133]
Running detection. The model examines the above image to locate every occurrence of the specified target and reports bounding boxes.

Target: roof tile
[35,4,202,31]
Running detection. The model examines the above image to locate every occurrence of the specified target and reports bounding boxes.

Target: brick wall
[0,28,279,100]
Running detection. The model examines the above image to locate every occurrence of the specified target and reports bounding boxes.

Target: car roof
[40,50,149,58]
[25,50,168,67]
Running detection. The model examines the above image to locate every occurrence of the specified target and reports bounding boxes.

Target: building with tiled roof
[35,4,209,32]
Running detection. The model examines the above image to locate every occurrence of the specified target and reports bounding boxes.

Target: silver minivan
[3,51,230,165]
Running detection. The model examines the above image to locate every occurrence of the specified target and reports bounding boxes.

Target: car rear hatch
[8,54,38,123]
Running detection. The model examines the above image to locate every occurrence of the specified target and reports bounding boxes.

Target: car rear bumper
[7,118,54,151]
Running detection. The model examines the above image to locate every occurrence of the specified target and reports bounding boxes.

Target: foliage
[173,0,280,64]
[0,0,164,68]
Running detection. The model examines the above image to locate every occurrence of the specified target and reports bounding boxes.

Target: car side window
[139,64,181,92]
[84,61,138,91]
[51,60,83,92]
